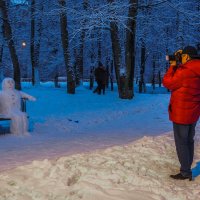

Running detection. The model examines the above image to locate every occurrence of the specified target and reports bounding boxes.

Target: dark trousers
[100,83,105,94]
[173,122,196,176]
[93,81,100,94]
[93,81,105,95]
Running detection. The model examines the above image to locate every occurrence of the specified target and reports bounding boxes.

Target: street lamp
[22,41,26,47]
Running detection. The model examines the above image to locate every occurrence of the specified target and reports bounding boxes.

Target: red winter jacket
[163,59,200,124]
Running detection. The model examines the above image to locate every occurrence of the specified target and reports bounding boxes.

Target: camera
[166,52,182,63]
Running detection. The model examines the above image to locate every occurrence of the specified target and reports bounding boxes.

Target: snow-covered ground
[1,133,200,200]
[0,82,171,171]
[0,82,200,200]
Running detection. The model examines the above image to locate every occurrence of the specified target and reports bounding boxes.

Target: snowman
[0,78,36,135]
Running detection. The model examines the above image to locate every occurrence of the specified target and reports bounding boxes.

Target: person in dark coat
[93,62,107,95]
[163,46,200,181]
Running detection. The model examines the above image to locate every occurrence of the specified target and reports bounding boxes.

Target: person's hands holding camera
[171,49,183,69]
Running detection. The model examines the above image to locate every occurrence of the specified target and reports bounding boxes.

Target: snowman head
[2,78,15,91]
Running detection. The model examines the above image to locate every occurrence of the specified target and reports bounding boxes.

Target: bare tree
[0,0,21,90]
[151,55,156,90]
[30,0,35,85]
[0,43,4,81]
[124,0,138,99]
[30,0,43,86]
[108,0,138,99]
[97,30,102,64]
[108,0,122,96]
[79,0,88,82]
[30,0,43,85]
[59,0,75,94]
[139,40,146,93]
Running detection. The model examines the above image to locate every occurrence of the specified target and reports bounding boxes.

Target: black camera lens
[168,55,176,61]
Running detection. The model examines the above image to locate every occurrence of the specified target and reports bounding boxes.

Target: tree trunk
[30,0,35,85]
[73,48,82,86]
[34,3,43,86]
[109,0,138,99]
[59,0,75,94]
[79,31,84,82]
[110,60,114,91]
[0,44,4,82]
[152,59,156,90]
[0,0,21,90]
[106,62,109,88]
[78,0,88,83]
[139,41,146,93]
[158,70,161,87]
[97,30,102,63]
[124,0,138,99]
[30,0,43,86]
[108,0,121,95]
[89,67,94,90]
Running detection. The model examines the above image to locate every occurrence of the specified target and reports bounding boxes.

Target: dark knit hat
[182,46,198,57]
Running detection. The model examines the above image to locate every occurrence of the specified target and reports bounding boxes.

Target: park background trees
[0,0,199,97]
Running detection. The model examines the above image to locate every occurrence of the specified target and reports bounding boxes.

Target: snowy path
[0,84,195,172]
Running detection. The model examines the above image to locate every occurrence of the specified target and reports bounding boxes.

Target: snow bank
[1,133,200,200]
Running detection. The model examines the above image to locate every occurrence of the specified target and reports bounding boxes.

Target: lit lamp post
[22,41,26,48]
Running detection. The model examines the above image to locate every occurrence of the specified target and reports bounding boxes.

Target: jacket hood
[2,77,15,91]
[185,60,200,76]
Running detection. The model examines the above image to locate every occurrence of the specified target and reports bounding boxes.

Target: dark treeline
[0,0,199,98]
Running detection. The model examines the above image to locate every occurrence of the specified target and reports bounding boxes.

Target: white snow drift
[0,133,200,200]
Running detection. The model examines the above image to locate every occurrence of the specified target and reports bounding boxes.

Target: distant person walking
[93,62,107,95]
[163,46,200,181]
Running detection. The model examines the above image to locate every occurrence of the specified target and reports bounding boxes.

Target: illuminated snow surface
[0,82,200,200]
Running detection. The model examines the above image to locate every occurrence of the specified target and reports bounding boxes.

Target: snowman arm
[20,91,36,101]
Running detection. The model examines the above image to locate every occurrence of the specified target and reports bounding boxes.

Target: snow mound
[0,134,200,200]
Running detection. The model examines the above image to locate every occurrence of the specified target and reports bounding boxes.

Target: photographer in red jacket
[163,46,200,181]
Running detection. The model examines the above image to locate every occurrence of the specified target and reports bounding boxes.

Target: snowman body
[0,78,35,135]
